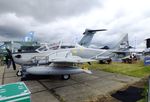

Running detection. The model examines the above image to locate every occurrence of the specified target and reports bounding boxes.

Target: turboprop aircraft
[6,29,134,80]
[6,48,96,80]
[5,29,106,80]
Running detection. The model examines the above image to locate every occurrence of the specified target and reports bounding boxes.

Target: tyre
[16,70,22,76]
[61,74,70,80]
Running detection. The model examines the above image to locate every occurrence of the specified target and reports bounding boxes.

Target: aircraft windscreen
[47,44,59,50]
[61,46,74,49]
[37,46,48,51]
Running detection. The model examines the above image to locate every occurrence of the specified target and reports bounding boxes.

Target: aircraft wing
[112,51,140,54]
[110,49,143,54]
[49,56,96,63]
[112,50,131,53]
[46,50,96,63]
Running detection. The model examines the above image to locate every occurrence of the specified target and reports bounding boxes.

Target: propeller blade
[5,50,11,68]
[12,58,16,70]
[5,48,16,70]
[5,54,9,67]
[6,48,12,56]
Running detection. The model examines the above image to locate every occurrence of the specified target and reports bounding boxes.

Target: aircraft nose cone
[15,54,22,58]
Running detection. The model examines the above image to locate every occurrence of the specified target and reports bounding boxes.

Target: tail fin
[78,29,107,47]
[113,33,131,50]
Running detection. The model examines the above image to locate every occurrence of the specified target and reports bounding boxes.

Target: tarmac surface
[0,66,140,102]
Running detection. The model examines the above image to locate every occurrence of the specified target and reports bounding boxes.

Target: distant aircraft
[78,33,132,63]
[111,34,134,58]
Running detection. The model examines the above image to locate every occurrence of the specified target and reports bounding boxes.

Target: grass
[137,84,148,102]
[83,61,150,102]
[83,61,150,78]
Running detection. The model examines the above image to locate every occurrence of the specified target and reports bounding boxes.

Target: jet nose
[15,54,22,58]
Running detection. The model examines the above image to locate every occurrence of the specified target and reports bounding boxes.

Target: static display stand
[0,82,31,102]
[144,56,150,66]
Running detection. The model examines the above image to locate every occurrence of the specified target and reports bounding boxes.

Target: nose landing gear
[16,70,22,76]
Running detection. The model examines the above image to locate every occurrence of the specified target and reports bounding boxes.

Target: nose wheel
[61,74,70,80]
[16,70,22,76]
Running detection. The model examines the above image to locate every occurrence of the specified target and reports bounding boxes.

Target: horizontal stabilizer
[83,29,107,35]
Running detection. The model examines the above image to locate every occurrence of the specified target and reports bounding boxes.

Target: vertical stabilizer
[113,33,130,50]
[78,29,107,47]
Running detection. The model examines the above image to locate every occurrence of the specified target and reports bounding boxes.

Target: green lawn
[84,61,150,78]
[83,61,150,102]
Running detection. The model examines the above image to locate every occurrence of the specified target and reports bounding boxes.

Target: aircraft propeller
[5,48,16,70]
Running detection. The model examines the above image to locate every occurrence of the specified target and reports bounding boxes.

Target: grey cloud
[0,0,101,22]
[0,0,101,40]
[0,0,149,49]
[0,13,32,40]
[0,25,25,39]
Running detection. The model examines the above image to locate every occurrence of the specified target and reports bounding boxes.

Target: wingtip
[83,70,92,74]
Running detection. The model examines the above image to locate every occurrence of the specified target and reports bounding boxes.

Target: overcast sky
[0,0,150,48]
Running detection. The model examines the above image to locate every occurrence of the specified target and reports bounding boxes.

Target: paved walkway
[0,66,140,102]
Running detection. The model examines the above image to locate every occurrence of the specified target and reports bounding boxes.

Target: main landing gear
[61,74,70,80]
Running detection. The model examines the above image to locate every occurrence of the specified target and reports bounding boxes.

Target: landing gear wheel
[107,59,112,64]
[16,70,22,76]
[61,74,70,80]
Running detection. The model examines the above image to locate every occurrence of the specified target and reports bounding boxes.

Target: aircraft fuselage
[13,48,109,65]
